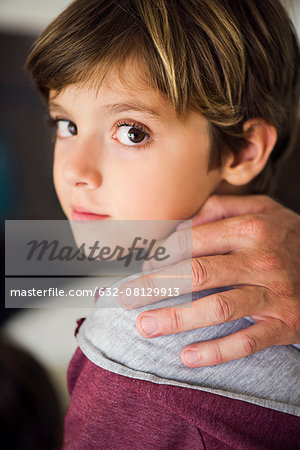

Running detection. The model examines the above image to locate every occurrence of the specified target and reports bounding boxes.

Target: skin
[51,69,221,223]
[49,59,300,367]
[129,194,300,366]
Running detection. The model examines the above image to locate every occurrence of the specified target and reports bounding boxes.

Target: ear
[221,119,277,186]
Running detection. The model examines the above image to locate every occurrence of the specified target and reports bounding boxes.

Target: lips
[71,206,110,221]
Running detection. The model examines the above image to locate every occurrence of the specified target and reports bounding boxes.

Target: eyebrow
[48,101,163,121]
[102,102,162,120]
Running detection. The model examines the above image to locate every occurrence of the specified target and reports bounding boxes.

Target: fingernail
[183,350,198,364]
[140,316,158,335]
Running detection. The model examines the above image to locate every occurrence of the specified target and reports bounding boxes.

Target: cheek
[108,153,210,220]
[107,166,157,216]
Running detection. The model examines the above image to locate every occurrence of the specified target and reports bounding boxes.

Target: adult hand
[118,194,300,367]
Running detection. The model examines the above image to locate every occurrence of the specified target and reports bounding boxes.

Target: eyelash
[45,116,152,149]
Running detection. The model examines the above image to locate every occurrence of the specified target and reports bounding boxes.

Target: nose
[62,139,103,189]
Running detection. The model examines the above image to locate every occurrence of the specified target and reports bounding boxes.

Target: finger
[118,259,194,308]
[180,318,286,367]
[135,285,269,338]
[177,194,274,229]
[118,252,259,309]
[143,227,193,271]
[142,216,251,271]
[141,236,171,271]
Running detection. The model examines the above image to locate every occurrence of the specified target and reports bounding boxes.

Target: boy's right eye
[47,117,77,138]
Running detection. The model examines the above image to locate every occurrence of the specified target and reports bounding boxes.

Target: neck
[213,179,254,196]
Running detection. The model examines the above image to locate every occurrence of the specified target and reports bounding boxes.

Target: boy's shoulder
[64,346,300,450]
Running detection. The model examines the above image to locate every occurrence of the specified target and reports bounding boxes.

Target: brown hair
[25,0,300,194]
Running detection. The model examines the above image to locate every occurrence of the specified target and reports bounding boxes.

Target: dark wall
[0,32,65,323]
[0,33,66,443]
[272,133,300,214]
[0,32,64,221]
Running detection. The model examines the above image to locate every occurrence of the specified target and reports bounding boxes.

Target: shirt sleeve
[64,348,204,450]
[64,347,300,450]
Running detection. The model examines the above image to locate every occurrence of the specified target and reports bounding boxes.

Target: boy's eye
[113,122,151,147]
[46,116,151,147]
[46,117,77,138]
[56,120,77,138]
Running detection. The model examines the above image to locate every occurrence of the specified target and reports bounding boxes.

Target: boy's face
[50,61,223,221]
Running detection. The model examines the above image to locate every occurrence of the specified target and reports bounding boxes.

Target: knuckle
[175,229,191,254]
[287,313,300,337]
[168,308,184,332]
[143,275,156,292]
[270,278,294,298]
[241,215,267,240]
[211,295,232,323]
[252,250,282,272]
[241,334,258,355]
[279,304,300,337]
[265,318,284,345]
[210,343,224,365]
[191,258,211,287]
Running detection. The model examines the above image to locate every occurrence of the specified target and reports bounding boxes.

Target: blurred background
[0,1,88,448]
[0,0,300,448]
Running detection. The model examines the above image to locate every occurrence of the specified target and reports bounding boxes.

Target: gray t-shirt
[77,271,300,417]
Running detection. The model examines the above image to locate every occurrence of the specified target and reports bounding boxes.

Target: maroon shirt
[64,345,300,449]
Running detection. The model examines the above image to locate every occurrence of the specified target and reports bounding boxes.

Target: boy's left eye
[47,117,77,138]
[55,120,77,138]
